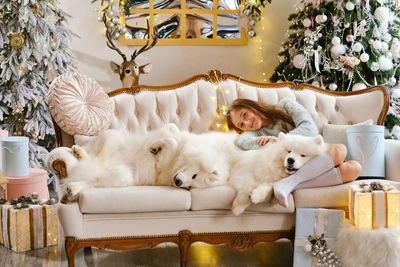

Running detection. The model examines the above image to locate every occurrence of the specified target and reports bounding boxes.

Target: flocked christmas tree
[0,1,76,186]
[270,0,400,139]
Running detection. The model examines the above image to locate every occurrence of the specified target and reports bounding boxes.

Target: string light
[258,16,267,82]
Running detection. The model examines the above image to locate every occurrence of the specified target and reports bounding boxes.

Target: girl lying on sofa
[226,98,362,207]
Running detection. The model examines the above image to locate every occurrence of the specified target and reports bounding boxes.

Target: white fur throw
[335,221,400,267]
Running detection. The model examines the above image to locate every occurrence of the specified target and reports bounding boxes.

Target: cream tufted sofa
[48,70,400,267]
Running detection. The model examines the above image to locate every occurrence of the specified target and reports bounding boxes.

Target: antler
[106,30,127,62]
[131,20,159,61]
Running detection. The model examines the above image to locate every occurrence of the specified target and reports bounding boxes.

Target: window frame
[119,0,248,45]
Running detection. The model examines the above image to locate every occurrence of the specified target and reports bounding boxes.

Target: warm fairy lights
[210,79,229,132]
[259,17,267,82]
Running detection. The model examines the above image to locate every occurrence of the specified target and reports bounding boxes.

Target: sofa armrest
[385,139,400,181]
[46,147,79,179]
[57,202,84,238]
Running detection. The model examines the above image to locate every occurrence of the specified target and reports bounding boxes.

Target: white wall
[61,0,297,90]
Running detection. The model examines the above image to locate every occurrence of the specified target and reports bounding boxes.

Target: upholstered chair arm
[385,139,400,182]
[46,147,79,179]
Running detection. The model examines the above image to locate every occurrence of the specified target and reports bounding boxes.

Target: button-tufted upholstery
[106,76,386,136]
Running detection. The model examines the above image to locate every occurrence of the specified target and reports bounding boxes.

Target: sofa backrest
[54,70,389,147]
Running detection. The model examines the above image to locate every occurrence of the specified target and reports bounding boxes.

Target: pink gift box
[6,168,49,200]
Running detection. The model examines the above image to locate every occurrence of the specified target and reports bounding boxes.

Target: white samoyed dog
[58,123,181,201]
[150,129,240,189]
[229,133,328,215]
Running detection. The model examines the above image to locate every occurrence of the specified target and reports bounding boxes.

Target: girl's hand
[257,136,278,146]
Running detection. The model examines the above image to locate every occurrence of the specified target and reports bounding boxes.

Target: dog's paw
[232,205,247,216]
[250,187,266,204]
[66,181,86,197]
[71,145,88,160]
[232,192,251,216]
[250,184,273,204]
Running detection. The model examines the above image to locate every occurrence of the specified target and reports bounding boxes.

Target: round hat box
[346,125,385,178]
[1,136,29,177]
[6,168,49,200]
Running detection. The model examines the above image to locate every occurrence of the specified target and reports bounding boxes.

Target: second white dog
[229,133,327,215]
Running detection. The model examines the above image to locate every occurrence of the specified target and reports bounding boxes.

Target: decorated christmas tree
[0,1,76,185]
[270,0,400,139]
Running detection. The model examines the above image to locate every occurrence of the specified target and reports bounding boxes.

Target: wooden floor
[0,234,293,267]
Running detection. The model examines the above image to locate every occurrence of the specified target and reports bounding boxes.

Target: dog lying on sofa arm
[47,70,400,267]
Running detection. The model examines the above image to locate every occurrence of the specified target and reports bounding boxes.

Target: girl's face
[230,108,264,131]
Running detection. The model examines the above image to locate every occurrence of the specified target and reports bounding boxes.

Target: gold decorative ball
[10,33,24,49]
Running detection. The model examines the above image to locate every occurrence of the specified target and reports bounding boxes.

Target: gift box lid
[346,124,384,134]
[6,168,47,184]
[1,136,28,147]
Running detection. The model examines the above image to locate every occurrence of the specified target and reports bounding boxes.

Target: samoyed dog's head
[278,133,327,175]
[172,161,226,189]
[171,142,229,189]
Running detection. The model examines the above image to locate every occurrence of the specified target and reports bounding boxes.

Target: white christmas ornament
[383,33,392,42]
[303,18,312,28]
[304,29,312,36]
[370,62,380,71]
[360,53,369,62]
[311,81,320,87]
[304,244,312,252]
[329,83,337,91]
[388,77,397,86]
[378,55,393,71]
[390,38,400,59]
[332,36,341,46]
[331,44,347,58]
[320,14,327,23]
[373,40,382,50]
[353,42,363,53]
[352,83,367,91]
[381,42,389,52]
[374,6,390,23]
[345,2,355,11]
[293,54,306,69]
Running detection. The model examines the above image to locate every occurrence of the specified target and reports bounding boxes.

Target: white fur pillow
[322,119,373,145]
[48,72,112,136]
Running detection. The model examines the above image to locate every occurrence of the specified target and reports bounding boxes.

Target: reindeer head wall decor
[106,21,158,88]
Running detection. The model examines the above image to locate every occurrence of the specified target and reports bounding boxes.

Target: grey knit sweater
[235,98,319,150]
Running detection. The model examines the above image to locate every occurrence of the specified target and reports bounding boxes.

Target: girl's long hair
[226,98,295,134]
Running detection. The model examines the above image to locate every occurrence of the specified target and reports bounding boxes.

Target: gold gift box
[349,184,400,229]
[0,204,58,252]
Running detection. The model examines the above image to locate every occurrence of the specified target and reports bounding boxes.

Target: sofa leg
[65,237,78,267]
[179,230,192,267]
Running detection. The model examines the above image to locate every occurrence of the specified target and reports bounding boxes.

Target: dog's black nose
[287,157,295,165]
[174,174,182,187]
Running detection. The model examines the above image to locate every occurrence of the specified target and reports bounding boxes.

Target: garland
[0,193,56,209]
